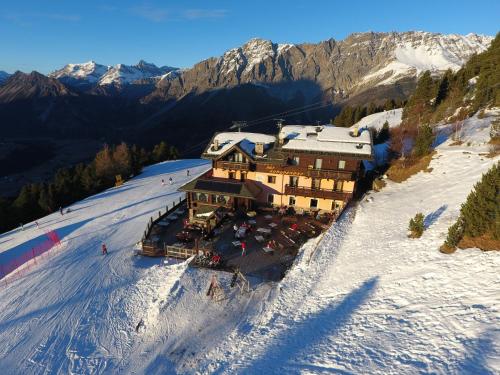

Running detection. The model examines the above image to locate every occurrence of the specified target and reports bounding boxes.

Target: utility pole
[274,118,285,132]
[231,121,247,132]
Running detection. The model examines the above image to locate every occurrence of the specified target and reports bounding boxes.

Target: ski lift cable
[181,101,333,155]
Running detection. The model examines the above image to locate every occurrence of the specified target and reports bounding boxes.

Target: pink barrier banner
[0,230,61,281]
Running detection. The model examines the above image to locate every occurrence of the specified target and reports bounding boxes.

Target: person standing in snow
[102,243,108,255]
[59,206,64,215]
[169,177,173,185]
[35,221,39,229]
[187,169,190,177]
[241,241,246,257]
[161,179,165,186]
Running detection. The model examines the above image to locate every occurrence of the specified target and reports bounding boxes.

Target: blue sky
[1,0,499,74]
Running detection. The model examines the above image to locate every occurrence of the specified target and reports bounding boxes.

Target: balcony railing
[284,185,351,200]
[215,161,251,171]
[256,164,356,180]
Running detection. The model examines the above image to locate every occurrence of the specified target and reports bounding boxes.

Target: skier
[187,169,190,177]
[161,179,165,186]
[241,241,246,257]
[35,221,39,229]
[59,206,64,216]
[102,243,108,255]
[169,177,173,185]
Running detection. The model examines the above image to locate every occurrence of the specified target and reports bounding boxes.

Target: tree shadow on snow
[424,205,447,229]
[231,276,379,375]
[0,218,93,273]
[133,159,210,181]
[454,329,499,375]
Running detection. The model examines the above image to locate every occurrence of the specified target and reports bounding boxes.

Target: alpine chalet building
[179,124,373,231]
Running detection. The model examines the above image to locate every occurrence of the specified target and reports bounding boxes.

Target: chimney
[255,142,264,156]
[213,138,219,151]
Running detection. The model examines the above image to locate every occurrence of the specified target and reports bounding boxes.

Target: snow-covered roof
[204,132,276,157]
[280,125,372,156]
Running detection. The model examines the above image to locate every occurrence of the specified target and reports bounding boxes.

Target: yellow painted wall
[210,167,352,211]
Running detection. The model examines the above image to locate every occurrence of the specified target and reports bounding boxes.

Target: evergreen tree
[460,163,499,238]
[38,183,55,213]
[444,220,464,248]
[408,213,425,238]
[435,69,452,107]
[413,124,434,158]
[374,121,390,144]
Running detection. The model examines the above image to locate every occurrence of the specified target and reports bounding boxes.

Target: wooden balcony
[215,161,251,171]
[284,185,351,201]
[256,164,356,180]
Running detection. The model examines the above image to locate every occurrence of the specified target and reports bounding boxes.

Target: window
[289,196,296,206]
[292,156,300,166]
[268,194,274,204]
[310,199,318,208]
[312,178,321,190]
[314,158,323,169]
[289,176,299,187]
[267,175,276,184]
[241,172,247,181]
[338,160,346,169]
[334,180,344,191]
[331,201,342,211]
[216,195,228,204]
[234,152,243,162]
[196,193,208,202]
[228,172,235,179]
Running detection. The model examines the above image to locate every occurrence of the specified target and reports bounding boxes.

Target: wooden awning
[179,177,261,200]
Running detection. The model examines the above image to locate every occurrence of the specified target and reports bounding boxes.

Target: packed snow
[0,112,499,374]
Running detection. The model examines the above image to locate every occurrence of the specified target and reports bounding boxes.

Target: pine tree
[435,70,452,107]
[375,121,390,144]
[460,163,499,238]
[413,124,434,158]
[408,213,425,238]
[38,183,55,213]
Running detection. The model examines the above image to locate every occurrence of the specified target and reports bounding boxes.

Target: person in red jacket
[102,243,108,255]
[241,241,246,257]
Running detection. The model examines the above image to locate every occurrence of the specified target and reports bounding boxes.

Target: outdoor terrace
[141,203,335,282]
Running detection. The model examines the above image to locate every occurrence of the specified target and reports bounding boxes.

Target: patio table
[257,228,271,234]
[255,235,265,243]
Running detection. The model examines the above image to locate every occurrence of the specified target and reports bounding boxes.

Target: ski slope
[0,111,499,374]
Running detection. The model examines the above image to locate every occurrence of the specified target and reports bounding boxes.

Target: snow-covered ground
[0,112,498,374]
[351,108,403,131]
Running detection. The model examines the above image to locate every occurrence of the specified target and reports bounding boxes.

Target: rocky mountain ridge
[146,31,491,103]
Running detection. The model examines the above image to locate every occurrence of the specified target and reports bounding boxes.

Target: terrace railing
[284,185,351,201]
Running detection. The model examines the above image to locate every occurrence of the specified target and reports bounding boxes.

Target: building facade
[179,124,372,230]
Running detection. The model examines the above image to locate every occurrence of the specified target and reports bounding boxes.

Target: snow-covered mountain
[0,71,11,85]
[0,111,498,373]
[148,31,492,103]
[359,32,492,87]
[50,60,178,87]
